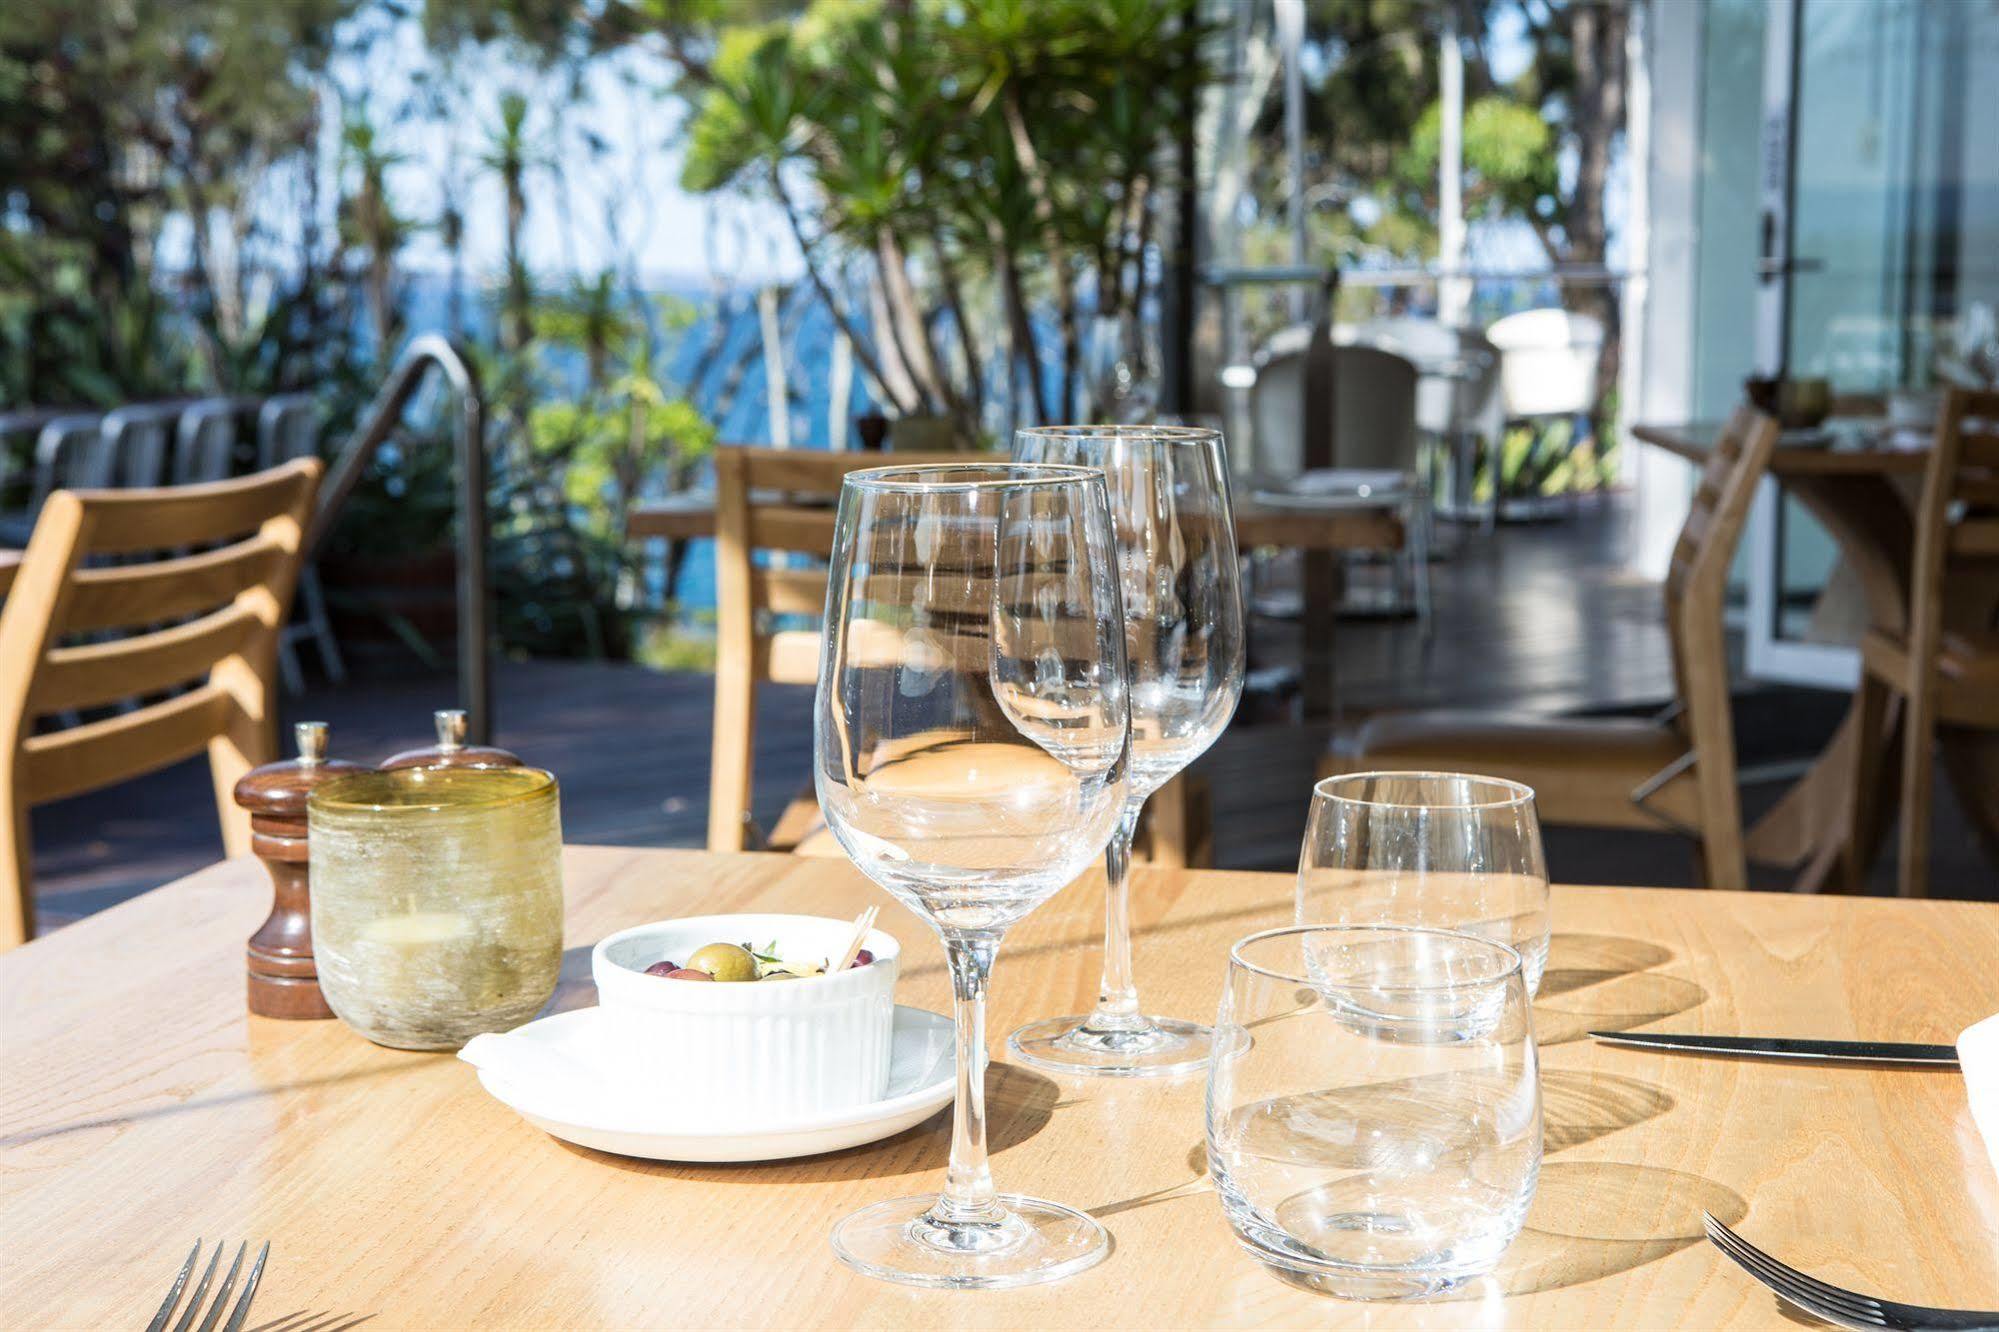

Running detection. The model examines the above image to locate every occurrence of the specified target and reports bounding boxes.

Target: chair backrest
[30,415,110,510]
[1487,308,1603,418]
[99,404,181,489]
[0,459,323,947]
[1250,343,1421,481]
[1905,387,1999,681]
[173,398,240,484]
[707,446,962,851]
[1658,406,1781,888]
[258,394,321,470]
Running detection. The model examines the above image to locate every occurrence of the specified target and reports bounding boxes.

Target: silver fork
[143,1240,270,1332]
[1704,1212,1999,1331]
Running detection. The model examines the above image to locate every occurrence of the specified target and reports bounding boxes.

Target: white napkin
[1958,1012,1999,1179]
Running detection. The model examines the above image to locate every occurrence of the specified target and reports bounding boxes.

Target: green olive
[686,941,758,983]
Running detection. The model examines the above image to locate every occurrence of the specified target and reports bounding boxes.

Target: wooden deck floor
[25,497,1992,935]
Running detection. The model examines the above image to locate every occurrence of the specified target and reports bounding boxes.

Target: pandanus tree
[671,0,1209,435]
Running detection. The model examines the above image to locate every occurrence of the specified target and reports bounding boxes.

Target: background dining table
[629,491,1401,722]
[1632,418,1999,889]
[3,846,1996,1328]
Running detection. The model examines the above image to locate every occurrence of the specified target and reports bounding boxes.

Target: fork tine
[1703,1214,1886,1327]
[1704,1214,1887,1317]
[169,1242,226,1332]
[194,1242,247,1332]
[218,1242,269,1332]
[145,1242,202,1332]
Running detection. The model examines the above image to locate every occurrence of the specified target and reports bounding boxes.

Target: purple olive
[644,960,680,977]
[852,949,874,967]
[666,968,715,981]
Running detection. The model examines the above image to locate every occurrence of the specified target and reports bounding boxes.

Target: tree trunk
[992,219,1049,423]
[874,227,949,414]
[770,160,911,413]
[1003,85,1080,420]
[928,224,984,425]
[1562,2,1626,467]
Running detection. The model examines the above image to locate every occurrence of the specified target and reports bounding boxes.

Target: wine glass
[815,462,1132,1288]
[1298,772,1551,994]
[1006,425,1245,1077]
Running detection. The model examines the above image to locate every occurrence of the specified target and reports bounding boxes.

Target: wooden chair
[1845,387,1999,897]
[0,459,323,947]
[1324,407,1782,889]
[708,447,957,853]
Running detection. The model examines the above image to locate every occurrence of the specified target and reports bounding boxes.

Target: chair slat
[749,568,830,616]
[20,684,234,806]
[31,602,262,714]
[60,534,283,633]
[746,507,840,557]
[1950,516,1999,558]
[68,461,316,555]
[1958,427,1999,468]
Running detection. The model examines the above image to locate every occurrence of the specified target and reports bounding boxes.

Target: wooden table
[1632,421,1999,888]
[632,493,1401,723]
[5,848,1996,1328]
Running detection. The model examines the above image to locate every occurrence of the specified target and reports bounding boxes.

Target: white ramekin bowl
[590,913,899,1120]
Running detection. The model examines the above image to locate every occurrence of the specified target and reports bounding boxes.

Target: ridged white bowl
[590,914,899,1121]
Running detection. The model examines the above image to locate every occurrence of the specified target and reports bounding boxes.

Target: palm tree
[337,107,410,365]
[482,90,537,357]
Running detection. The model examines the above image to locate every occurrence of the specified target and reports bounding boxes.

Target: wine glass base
[1006,1015,1212,1078]
[830,1194,1111,1289]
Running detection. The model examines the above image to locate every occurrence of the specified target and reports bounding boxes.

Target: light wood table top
[4,848,1996,1328]
[1632,419,1930,476]
[629,492,1405,552]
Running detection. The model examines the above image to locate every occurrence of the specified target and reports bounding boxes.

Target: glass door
[1743,0,1999,688]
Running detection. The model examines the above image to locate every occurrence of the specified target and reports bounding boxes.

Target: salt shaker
[380,709,522,771]
[234,721,369,1019]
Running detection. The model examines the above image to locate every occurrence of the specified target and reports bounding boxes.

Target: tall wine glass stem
[929,936,1003,1227]
[1083,801,1148,1035]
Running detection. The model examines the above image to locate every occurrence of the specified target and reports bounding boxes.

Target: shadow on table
[1534,932,1706,1047]
[247,1312,376,1332]
[1259,1162,1747,1302]
[553,1063,1059,1184]
[0,1065,412,1150]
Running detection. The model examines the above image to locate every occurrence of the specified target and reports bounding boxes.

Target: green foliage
[669,0,1210,423]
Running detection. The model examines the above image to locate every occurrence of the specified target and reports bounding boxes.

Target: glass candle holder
[309,767,564,1050]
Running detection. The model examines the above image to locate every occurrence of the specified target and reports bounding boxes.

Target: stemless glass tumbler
[1298,772,1551,994]
[1008,425,1245,1078]
[1207,925,1542,1299]
[310,766,564,1050]
[815,463,1132,1289]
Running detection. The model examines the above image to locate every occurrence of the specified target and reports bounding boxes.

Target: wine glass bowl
[814,462,1132,1288]
[1006,425,1246,1078]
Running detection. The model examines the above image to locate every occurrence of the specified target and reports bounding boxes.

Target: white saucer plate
[475,1004,955,1162]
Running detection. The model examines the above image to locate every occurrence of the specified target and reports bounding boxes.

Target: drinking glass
[1007,425,1245,1077]
[815,463,1132,1289]
[1298,772,1550,995]
[1207,924,1541,1299]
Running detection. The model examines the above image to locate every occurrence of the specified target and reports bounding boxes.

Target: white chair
[1485,308,1602,515]
[1358,317,1504,523]
[1486,308,1601,420]
[258,395,346,689]
[1250,337,1429,620]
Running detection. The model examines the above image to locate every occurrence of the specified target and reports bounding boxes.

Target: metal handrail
[306,334,493,743]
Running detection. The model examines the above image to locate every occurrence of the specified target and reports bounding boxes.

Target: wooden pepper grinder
[236,721,369,1019]
[380,709,523,770]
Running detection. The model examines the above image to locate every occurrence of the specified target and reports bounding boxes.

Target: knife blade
[1587,1031,1960,1066]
